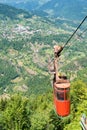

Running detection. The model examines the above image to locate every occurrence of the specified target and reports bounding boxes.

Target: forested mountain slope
[0,3,71,95]
[39,0,87,20]
[0,0,49,11]
[1,0,87,20]
[0,3,87,95]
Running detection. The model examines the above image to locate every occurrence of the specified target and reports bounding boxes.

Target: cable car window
[56,87,64,91]
[57,92,64,100]
[65,88,70,100]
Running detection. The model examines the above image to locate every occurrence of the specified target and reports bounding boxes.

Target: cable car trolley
[53,45,70,117]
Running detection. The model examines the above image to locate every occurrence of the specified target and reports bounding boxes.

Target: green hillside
[0,0,50,12]
[1,0,87,20]
[39,0,87,20]
[0,3,87,97]
[0,3,72,95]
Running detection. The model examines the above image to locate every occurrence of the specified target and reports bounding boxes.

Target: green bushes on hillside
[0,59,18,88]
[30,33,70,45]
[0,80,87,130]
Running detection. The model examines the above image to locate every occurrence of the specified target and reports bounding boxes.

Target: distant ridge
[39,0,87,20]
[0,3,32,20]
[0,0,87,20]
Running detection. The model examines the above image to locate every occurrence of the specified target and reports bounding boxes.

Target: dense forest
[0,80,87,130]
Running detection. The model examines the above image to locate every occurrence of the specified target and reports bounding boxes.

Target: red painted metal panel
[54,97,70,117]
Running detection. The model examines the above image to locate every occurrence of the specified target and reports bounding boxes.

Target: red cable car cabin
[52,45,70,117]
[53,82,70,117]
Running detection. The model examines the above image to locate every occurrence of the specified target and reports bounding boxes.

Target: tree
[0,94,31,130]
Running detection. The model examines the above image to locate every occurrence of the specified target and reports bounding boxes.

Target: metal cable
[60,16,87,55]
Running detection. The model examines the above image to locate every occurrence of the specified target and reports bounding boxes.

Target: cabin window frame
[54,87,70,101]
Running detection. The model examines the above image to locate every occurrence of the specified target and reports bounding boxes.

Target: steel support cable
[48,16,87,73]
[48,25,87,75]
[62,27,87,53]
[60,16,87,55]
